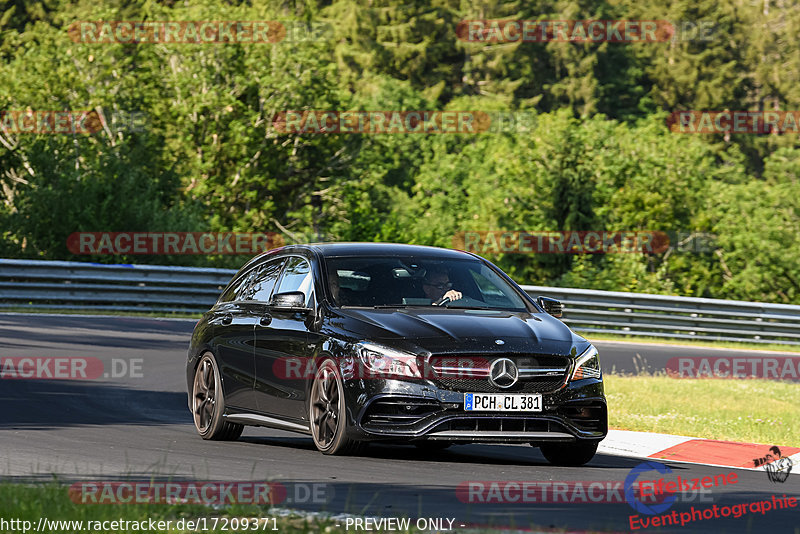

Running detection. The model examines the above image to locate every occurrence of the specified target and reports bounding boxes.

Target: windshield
[325,256,529,311]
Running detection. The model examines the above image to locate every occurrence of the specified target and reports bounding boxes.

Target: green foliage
[0,0,799,302]
[710,150,800,303]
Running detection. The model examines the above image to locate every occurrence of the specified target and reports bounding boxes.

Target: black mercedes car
[186,243,607,465]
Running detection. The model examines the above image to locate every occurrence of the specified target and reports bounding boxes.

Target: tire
[537,441,598,466]
[192,353,244,441]
[414,441,452,451]
[309,359,363,455]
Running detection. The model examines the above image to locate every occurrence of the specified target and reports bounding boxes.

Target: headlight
[571,345,601,380]
[355,342,422,379]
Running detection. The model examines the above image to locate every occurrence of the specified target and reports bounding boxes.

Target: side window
[218,267,258,303]
[248,259,284,302]
[275,257,315,306]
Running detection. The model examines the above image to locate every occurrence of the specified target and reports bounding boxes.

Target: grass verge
[605,374,800,445]
[0,483,562,533]
[0,483,336,533]
[584,332,800,354]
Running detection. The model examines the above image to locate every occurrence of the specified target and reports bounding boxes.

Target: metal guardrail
[0,259,233,314]
[2,259,800,345]
[519,285,800,345]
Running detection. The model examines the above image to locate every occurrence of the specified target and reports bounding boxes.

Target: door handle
[221,314,232,325]
[259,314,272,326]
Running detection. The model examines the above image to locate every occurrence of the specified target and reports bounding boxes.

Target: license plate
[464,393,542,412]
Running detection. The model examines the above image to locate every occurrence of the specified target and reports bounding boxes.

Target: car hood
[331,307,586,356]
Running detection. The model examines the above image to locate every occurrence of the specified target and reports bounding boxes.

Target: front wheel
[192,353,243,441]
[537,441,599,466]
[309,359,363,455]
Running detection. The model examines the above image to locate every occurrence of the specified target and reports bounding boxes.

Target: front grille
[434,376,566,393]
[426,353,570,393]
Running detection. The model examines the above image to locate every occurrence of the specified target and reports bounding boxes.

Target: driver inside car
[422,267,463,305]
[328,269,353,306]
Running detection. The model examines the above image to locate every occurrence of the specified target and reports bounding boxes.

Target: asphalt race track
[0,313,797,533]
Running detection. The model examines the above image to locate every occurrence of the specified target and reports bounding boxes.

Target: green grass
[0,483,578,534]
[0,483,340,533]
[584,332,800,353]
[605,374,800,445]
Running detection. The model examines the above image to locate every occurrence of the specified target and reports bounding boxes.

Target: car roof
[306,242,475,259]
[238,242,477,273]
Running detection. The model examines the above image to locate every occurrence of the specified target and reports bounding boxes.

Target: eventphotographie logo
[752,446,794,484]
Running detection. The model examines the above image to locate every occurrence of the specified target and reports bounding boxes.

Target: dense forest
[1,0,800,304]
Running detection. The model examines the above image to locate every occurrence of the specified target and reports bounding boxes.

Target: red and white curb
[599,429,800,473]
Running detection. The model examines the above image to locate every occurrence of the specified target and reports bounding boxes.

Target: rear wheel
[537,441,598,466]
[192,353,243,440]
[309,359,363,455]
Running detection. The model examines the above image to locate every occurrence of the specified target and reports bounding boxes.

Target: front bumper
[342,375,607,444]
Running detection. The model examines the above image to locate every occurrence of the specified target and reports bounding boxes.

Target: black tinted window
[325,256,527,311]
[249,259,284,302]
[218,266,258,303]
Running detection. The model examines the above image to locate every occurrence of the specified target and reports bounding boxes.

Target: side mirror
[271,291,310,313]
[537,296,563,318]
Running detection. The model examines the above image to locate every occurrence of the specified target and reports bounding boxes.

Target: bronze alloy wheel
[192,353,243,441]
[309,359,362,455]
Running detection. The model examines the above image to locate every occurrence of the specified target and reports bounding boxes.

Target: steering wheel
[434,295,488,308]
[433,296,452,306]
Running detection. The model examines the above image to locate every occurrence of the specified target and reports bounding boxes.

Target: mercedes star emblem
[488,357,518,389]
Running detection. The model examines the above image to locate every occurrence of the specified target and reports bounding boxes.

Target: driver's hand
[443,289,462,302]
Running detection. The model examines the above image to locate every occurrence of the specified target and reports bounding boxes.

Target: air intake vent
[562,403,607,433]
[362,397,442,428]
